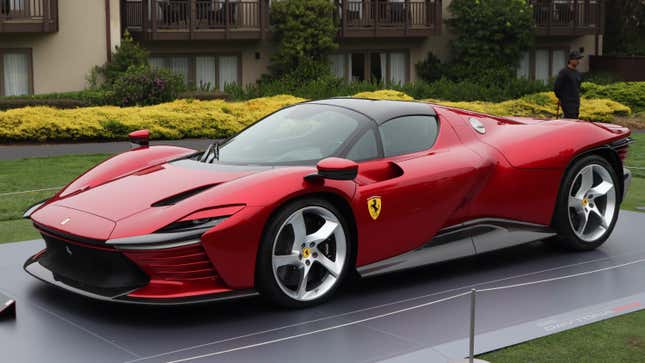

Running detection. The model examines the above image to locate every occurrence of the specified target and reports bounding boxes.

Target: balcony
[530,0,604,36]
[338,0,442,38]
[123,0,267,41]
[0,0,58,33]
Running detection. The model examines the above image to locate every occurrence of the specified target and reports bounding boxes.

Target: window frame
[0,48,34,97]
[217,103,376,166]
[342,126,383,162]
[329,49,410,84]
[148,52,242,90]
[377,114,440,158]
[520,46,569,82]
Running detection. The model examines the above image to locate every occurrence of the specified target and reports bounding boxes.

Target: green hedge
[0,89,229,111]
[225,77,550,103]
[581,82,645,113]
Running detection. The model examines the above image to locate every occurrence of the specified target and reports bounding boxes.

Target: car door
[349,114,484,267]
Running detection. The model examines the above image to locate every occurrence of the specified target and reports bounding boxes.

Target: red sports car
[24,99,632,307]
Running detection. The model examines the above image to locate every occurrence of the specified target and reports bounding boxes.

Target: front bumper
[24,260,256,305]
[24,229,257,305]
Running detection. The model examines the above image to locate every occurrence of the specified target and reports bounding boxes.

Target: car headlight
[155,217,227,234]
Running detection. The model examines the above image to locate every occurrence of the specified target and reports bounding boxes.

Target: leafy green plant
[94,31,149,87]
[447,0,534,81]
[416,52,445,82]
[269,0,339,78]
[111,66,185,107]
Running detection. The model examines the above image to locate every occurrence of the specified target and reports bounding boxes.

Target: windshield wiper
[200,142,220,164]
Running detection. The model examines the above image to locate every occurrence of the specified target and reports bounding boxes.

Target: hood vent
[151,184,216,207]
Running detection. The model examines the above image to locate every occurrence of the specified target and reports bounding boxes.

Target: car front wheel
[256,198,352,308]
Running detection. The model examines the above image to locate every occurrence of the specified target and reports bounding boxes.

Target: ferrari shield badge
[367,196,382,220]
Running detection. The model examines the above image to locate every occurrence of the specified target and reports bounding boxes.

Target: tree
[447,0,534,81]
[269,0,339,79]
[604,0,645,56]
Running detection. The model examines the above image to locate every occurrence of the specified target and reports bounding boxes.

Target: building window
[517,51,530,79]
[330,51,408,84]
[1,50,32,96]
[149,54,240,91]
[535,49,550,83]
[329,54,345,79]
[517,48,569,83]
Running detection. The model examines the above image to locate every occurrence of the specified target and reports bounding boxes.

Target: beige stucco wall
[0,0,120,94]
[241,41,272,86]
[566,34,602,73]
[409,0,453,81]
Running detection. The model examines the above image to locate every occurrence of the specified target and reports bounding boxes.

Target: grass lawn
[479,309,645,362]
[0,154,110,243]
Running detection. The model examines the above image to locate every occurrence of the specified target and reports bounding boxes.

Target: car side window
[379,116,438,157]
[346,128,379,162]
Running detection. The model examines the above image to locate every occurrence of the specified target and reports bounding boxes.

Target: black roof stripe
[307,98,437,124]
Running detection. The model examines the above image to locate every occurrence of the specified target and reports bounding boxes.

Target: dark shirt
[554,67,581,104]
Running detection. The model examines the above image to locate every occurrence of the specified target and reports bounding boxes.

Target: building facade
[0,0,605,96]
[0,0,120,96]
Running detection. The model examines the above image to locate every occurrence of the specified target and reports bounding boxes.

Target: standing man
[554,50,584,119]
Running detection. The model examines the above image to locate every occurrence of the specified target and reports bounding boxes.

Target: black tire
[551,155,620,251]
[256,198,354,308]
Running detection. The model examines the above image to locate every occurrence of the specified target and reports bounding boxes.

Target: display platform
[2,211,645,363]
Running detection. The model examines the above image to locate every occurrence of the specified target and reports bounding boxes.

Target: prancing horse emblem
[367,196,382,220]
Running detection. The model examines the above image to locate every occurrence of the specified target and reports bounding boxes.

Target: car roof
[306,98,436,124]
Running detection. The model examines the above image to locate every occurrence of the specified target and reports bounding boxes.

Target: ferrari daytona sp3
[24,98,632,307]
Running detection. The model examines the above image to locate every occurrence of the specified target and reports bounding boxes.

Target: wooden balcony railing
[123,0,267,40]
[530,0,604,36]
[0,0,58,33]
[339,0,442,38]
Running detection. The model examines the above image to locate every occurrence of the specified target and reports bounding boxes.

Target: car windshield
[218,104,369,165]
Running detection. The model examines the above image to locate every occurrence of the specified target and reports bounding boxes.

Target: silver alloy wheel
[271,206,347,302]
[567,164,617,242]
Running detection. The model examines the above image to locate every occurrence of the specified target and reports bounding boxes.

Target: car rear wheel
[256,198,352,308]
[552,155,620,251]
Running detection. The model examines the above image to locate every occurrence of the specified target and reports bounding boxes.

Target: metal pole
[469,288,476,363]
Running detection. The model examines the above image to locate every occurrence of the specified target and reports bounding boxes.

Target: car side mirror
[306,157,359,181]
[129,129,150,148]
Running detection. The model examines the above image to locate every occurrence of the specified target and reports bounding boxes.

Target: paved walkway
[0,139,215,160]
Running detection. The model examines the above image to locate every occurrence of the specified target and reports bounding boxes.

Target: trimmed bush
[353,90,413,101]
[0,95,304,142]
[0,90,112,110]
[227,77,549,103]
[428,92,631,122]
[581,82,645,113]
[0,90,632,143]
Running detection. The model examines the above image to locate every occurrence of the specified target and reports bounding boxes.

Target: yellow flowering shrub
[426,92,631,122]
[352,90,414,101]
[0,95,304,142]
[0,89,632,142]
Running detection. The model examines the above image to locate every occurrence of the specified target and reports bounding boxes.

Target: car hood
[36,160,269,226]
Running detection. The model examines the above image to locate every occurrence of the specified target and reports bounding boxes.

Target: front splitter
[24,260,257,306]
